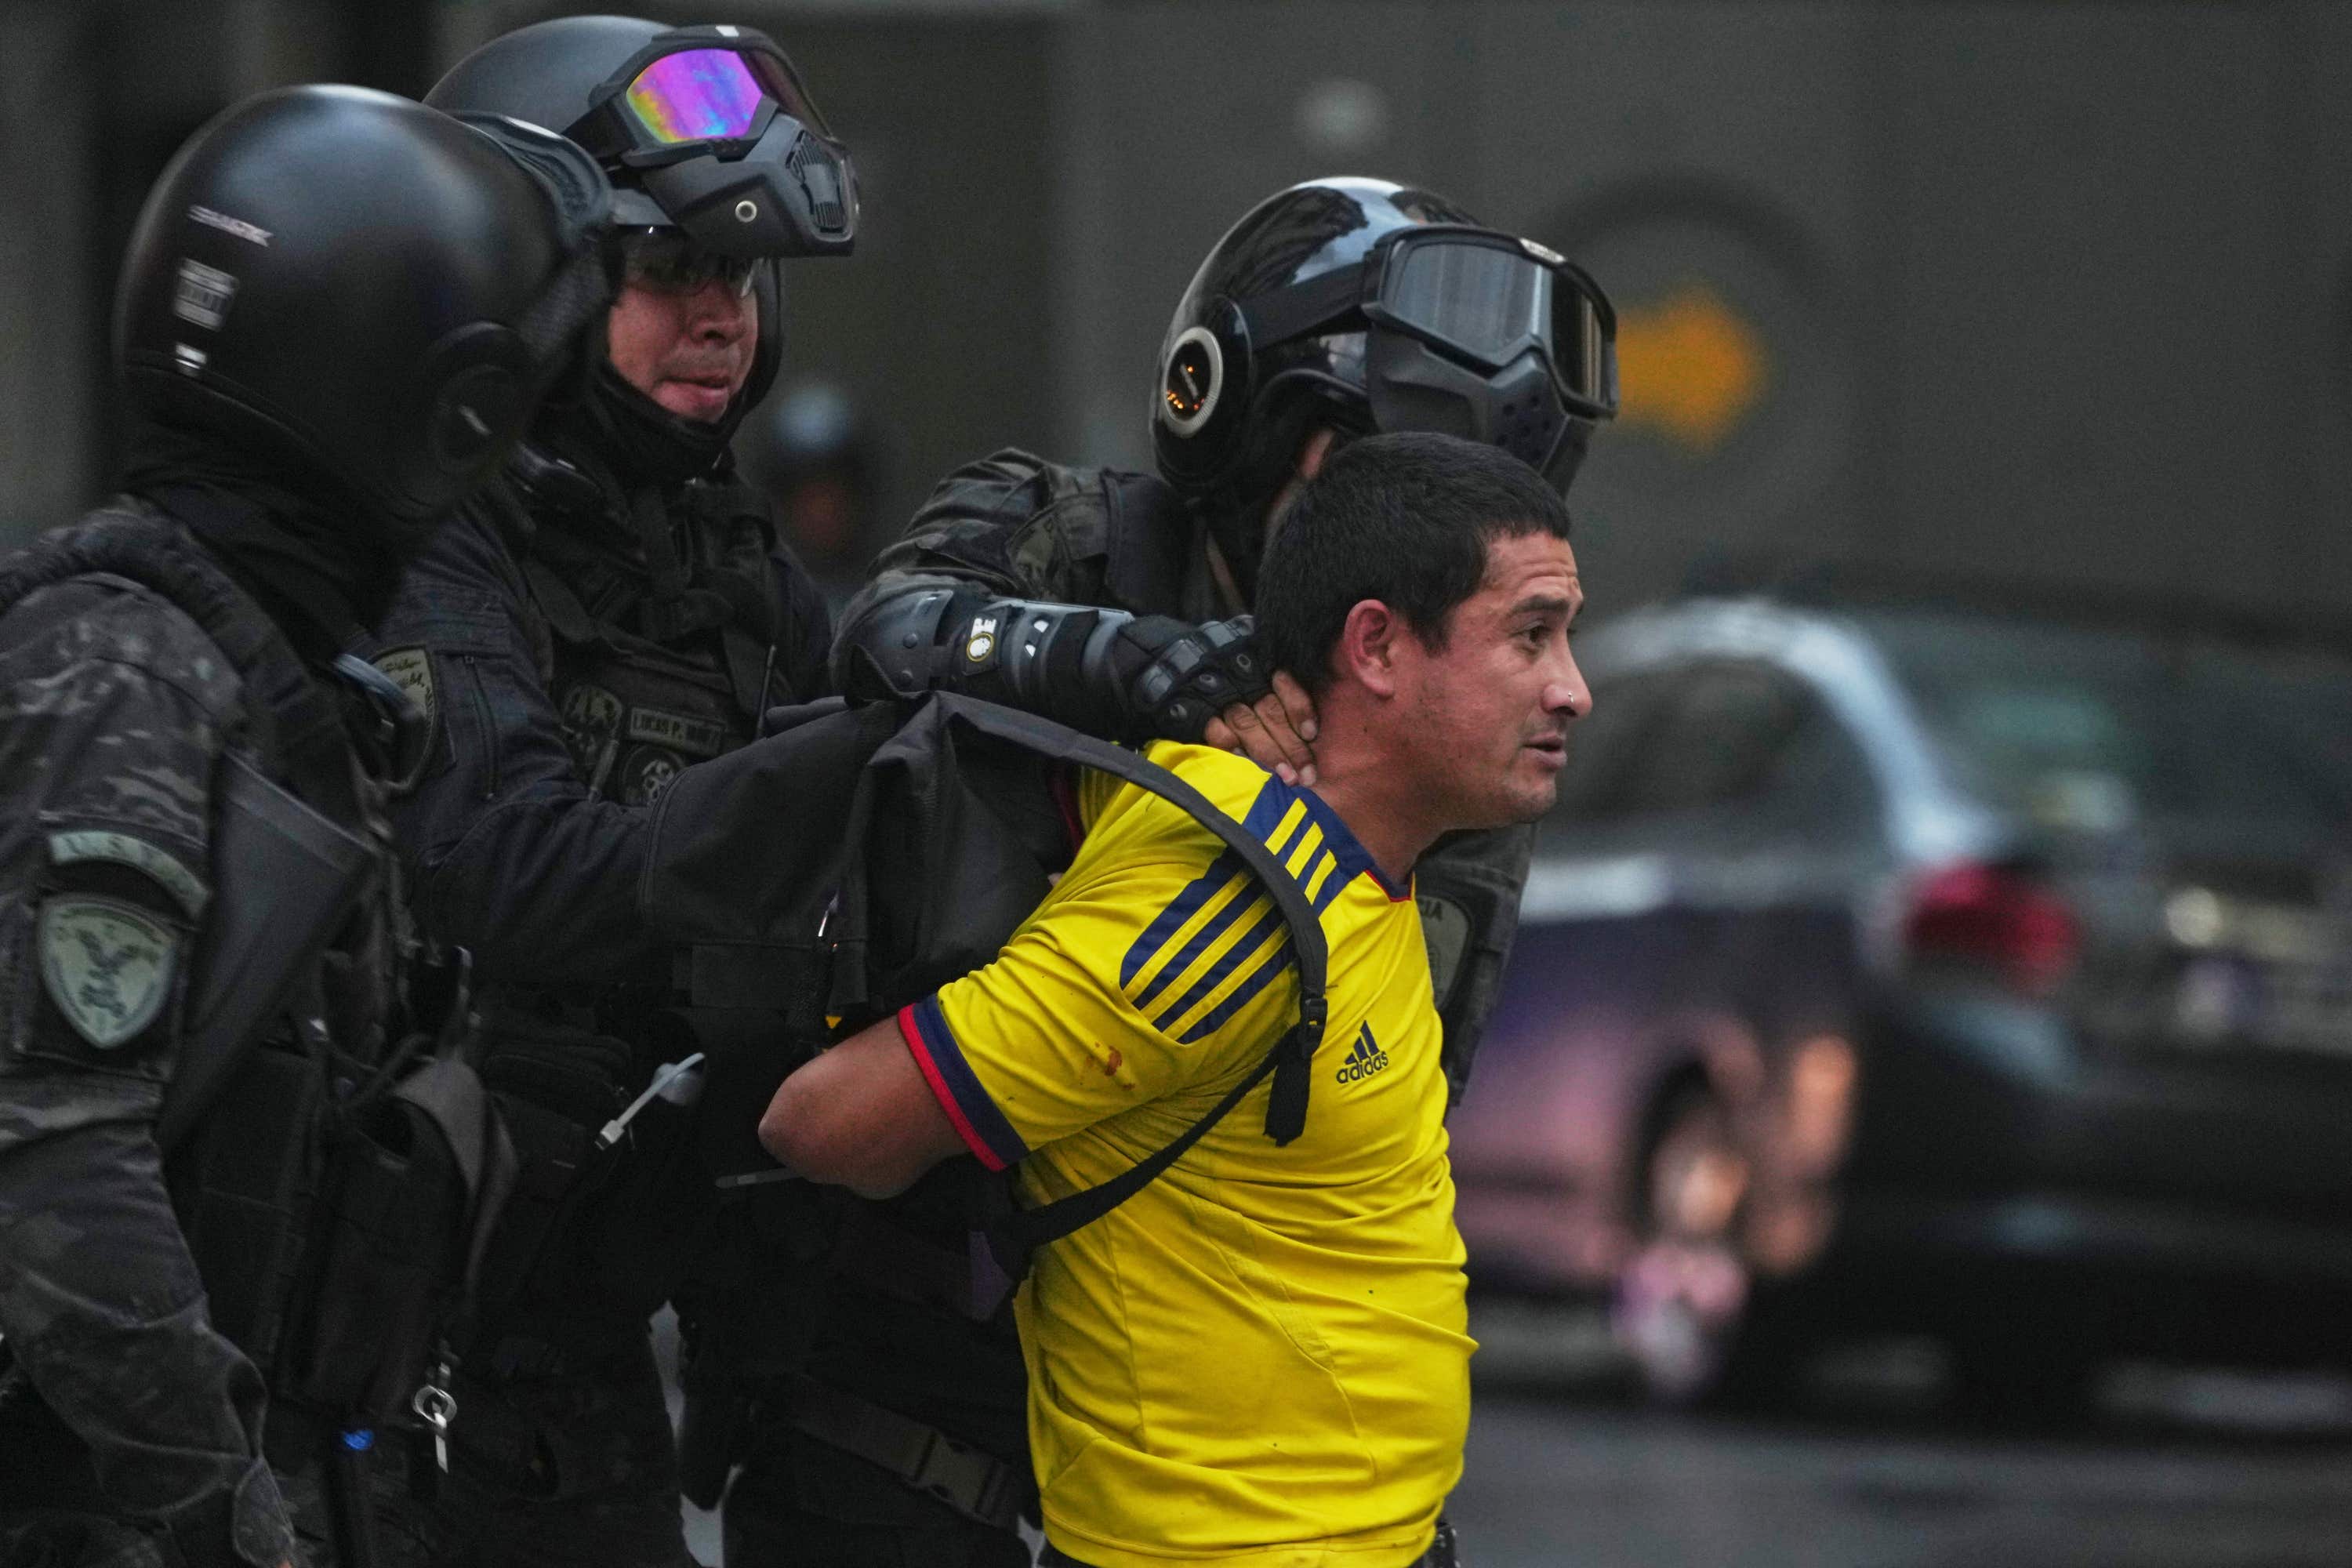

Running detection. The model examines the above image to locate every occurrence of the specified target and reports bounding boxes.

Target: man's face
[605,273,758,424]
[1390,530,1588,829]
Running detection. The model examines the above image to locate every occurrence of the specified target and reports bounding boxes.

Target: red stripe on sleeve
[897,1002,1009,1172]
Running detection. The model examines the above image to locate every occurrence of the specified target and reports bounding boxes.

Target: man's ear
[1336,598,1403,699]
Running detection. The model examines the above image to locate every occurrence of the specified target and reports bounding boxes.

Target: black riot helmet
[429,15,858,423]
[116,85,618,541]
[1152,177,1618,581]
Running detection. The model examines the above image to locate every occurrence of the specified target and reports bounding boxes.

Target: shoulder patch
[38,895,180,1049]
[47,829,209,917]
[373,647,434,731]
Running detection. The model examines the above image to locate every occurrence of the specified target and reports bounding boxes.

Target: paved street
[1454,1392,2352,1567]
[673,1304,2352,1566]
[1454,1305,2352,1568]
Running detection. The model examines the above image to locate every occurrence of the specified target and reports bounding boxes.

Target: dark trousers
[720,1427,1031,1568]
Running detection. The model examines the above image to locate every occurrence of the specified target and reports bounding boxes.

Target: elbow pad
[834,584,1270,743]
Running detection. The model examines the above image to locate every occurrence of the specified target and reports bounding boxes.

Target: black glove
[1109,614,1272,743]
[476,1007,637,1126]
[831,584,1272,744]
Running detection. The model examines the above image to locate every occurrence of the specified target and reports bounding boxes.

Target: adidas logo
[1333,1022,1390,1085]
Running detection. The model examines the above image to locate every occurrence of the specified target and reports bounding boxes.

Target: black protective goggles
[1239,226,1620,421]
[561,27,856,261]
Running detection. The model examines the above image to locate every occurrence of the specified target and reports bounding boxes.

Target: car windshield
[1863,610,2352,844]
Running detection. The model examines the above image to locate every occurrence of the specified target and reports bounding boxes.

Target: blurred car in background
[1449,593,2352,1415]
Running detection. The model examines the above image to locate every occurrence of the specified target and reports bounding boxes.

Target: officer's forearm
[0,1115,292,1552]
[408,785,667,984]
[832,579,1124,730]
[831,579,1267,745]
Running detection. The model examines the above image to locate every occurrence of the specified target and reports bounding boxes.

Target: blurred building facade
[9,0,2352,625]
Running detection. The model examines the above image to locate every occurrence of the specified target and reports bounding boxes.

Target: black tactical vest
[515,470,801,810]
[449,463,821,1341]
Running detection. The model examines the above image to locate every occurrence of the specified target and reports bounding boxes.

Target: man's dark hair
[1255,430,1570,692]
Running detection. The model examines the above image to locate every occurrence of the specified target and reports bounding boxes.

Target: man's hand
[1115,615,1272,744]
[1203,670,1319,787]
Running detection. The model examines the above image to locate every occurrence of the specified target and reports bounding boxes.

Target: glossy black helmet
[429,15,858,417]
[1152,177,1618,568]
[116,85,617,539]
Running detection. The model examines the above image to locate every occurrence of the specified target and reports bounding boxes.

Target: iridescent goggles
[563,27,856,261]
[1240,226,1620,421]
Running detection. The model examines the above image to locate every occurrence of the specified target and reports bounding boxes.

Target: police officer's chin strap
[834,584,1274,746]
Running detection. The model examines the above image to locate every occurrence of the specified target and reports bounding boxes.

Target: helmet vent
[1499,396,1565,467]
[787,140,848,236]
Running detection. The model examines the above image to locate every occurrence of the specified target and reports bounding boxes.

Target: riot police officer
[840,176,1617,1112]
[362,16,851,1566]
[0,87,615,1568]
[766,176,1617,1564]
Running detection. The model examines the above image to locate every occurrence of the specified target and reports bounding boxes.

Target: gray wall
[9,0,2352,633]
[1051,0,2352,621]
[0,5,99,542]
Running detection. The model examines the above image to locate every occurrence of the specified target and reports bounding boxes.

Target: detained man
[760,430,1591,1567]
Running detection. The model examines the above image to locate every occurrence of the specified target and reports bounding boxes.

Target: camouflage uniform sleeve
[0,580,298,1566]
[372,502,670,985]
[1417,822,1537,1108]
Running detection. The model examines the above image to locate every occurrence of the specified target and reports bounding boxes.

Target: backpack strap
[919,695,1330,1141]
[913,696,1331,1295]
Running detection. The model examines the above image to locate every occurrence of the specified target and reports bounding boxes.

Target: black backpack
[646,691,1332,1292]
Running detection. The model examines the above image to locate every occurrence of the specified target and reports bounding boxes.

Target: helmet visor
[1374,231,1618,419]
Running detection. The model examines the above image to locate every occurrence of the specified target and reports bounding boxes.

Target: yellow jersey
[899,742,1472,1568]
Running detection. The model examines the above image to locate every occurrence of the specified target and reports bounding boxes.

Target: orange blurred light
[1615,280,1767,452]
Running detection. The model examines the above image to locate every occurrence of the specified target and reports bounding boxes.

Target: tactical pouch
[466,1010,634,1329]
[274,1083,467,1422]
[164,756,375,1151]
